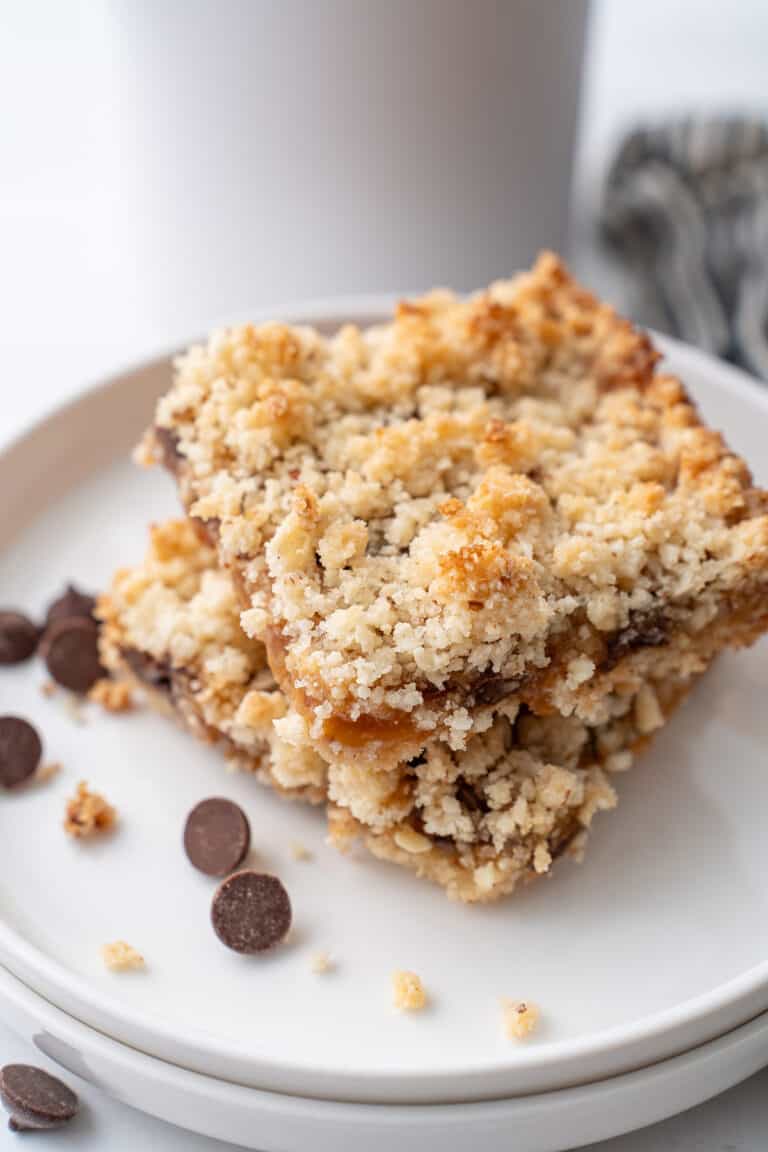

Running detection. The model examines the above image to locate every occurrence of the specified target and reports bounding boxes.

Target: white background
[1,0,768,1148]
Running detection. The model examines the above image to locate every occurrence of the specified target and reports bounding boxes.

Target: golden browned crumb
[101,941,145,971]
[88,678,135,713]
[36,761,62,784]
[310,950,333,974]
[392,970,427,1012]
[290,841,312,861]
[64,782,117,839]
[40,680,57,698]
[145,251,768,770]
[501,998,540,1040]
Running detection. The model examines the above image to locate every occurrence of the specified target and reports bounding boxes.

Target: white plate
[1,306,768,1105]
[1,960,767,1152]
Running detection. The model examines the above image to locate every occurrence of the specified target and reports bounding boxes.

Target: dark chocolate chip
[0,717,42,789]
[211,871,292,954]
[455,775,488,815]
[155,425,183,471]
[184,798,251,877]
[0,1064,78,1132]
[473,675,520,707]
[602,611,669,672]
[43,618,105,694]
[45,585,96,629]
[0,612,41,665]
[121,648,173,693]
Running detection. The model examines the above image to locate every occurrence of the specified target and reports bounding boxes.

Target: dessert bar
[140,254,768,775]
[101,520,690,902]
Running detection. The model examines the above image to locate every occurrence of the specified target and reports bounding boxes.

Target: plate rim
[1,959,768,1152]
[1,299,768,1103]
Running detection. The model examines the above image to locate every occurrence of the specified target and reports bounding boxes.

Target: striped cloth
[601,118,768,380]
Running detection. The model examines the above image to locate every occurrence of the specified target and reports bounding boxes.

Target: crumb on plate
[88,678,134,713]
[40,680,58,698]
[64,781,117,838]
[501,998,540,1040]
[36,761,61,784]
[290,841,312,862]
[101,940,145,971]
[310,950,333,974]
[392,970,427,1012]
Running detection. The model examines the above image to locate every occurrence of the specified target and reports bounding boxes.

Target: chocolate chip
[456,775,488,815]
[43,618,105,694]
[45,585,96,628]
[211,871,292,953]
[0,1064,78,1132]
[0,717,42,789]
[602,611,669,672]
[0,612,41,665]
[473,675,520,707]
[121,648,173,693]
[155,425,183,471]
[184,798,251,877]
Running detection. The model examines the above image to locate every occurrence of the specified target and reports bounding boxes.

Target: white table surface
[2,0,768,1147]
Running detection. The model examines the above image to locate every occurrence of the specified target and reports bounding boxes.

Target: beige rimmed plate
[0,302,767,1104]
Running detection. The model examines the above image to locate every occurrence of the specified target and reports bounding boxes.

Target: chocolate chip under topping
[43,618,105,694]
[121,647,173,693]
[602,612,669,672]
[0,1064,79,1132]
[0,717,42,789]
[211,871,292,953]
[155,425,183,471]
[473,675,520,707]
[184,798,251,877]
[45,584,96,628]
[0,611,41,665]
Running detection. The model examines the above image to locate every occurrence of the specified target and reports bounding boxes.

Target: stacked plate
[1,306,767,1152]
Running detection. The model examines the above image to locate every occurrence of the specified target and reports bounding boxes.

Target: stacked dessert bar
[98,254,768,901]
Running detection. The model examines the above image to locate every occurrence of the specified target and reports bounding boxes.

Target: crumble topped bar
[100,521,689,902]
[142,253,768,767]
[97,520,326,802]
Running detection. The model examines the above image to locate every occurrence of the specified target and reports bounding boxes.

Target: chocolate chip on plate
[0,1064,78,1132]
[0,717,42,789]
[211,871,292,954]
[42,618,105,694]
[184,797,251,877]
[45,584,96,629]
[0,612,41,665]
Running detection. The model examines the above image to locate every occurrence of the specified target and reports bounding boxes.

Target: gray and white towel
[601,117,768,380]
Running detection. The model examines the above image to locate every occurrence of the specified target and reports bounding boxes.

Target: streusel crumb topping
[148,253,768,748]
